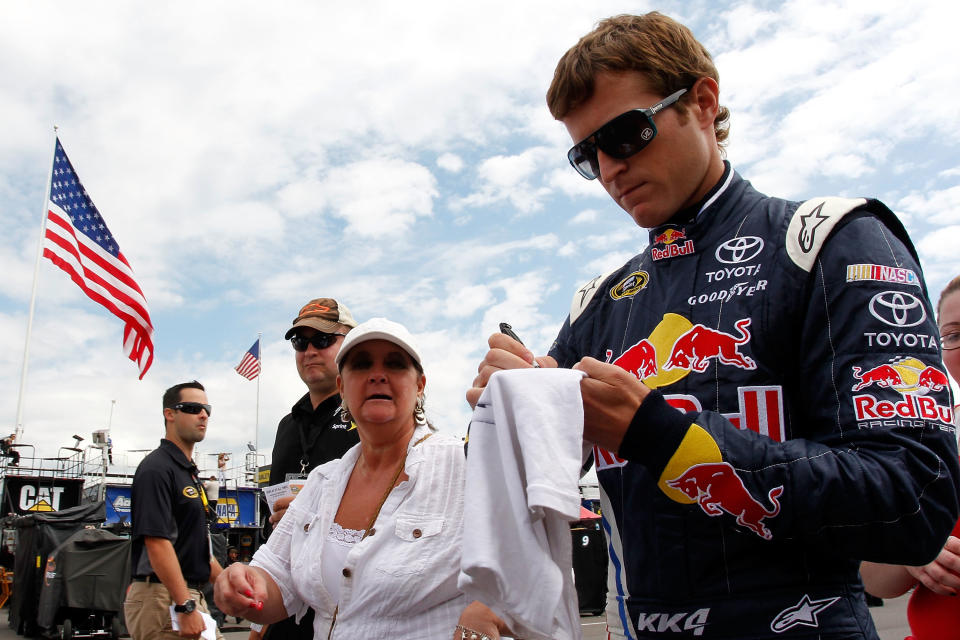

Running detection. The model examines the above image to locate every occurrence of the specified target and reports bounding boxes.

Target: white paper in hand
[169,605,218,640]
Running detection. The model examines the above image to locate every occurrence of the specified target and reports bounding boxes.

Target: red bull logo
[917,366,949,393]
[851,359,954,425]
[663,318,756,373]
[612,339,659,380]
[654,228,686,245]
[606,315,758,388]
[667,462,783,540]
[851,364,903,392]
[853,393,954,424]
[851,359,948,397]
[652,239,695,261]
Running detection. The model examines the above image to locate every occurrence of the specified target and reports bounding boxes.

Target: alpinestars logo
[770,594,839,633]
[797,202,829,253]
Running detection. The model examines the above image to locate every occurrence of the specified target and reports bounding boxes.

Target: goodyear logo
[182,486,199,499]
[610,270,649,300]
[257,469,271,484]
[216,497,240,524]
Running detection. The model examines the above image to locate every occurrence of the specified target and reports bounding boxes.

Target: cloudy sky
[2,0,958,477]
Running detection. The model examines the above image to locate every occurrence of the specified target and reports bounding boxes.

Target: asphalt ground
[0,595,911,639]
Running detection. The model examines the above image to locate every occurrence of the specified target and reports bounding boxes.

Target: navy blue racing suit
[549,165,959,639]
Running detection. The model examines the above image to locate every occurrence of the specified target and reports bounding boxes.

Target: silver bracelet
[455,624,493,640]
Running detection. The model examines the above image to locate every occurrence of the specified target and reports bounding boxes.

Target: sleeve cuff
[617,390,695,476]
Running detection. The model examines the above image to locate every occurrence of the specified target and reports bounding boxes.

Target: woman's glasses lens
[291,333,343,352]
[174,402,212,416]
[941,332,960,350]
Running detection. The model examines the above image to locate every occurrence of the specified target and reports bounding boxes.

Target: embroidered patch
[846,263,919,286]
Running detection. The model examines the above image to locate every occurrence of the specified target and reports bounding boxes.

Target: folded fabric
[459,368,587,640]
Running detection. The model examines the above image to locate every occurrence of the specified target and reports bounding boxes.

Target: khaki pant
[123,580,224,640]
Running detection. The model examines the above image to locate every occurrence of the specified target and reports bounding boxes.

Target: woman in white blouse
[215,318,505,639]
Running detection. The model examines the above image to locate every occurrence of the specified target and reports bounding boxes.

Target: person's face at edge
[939,289,960,384]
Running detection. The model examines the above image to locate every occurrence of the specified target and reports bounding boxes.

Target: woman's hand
[905,535,960,596]
[214,563,283,621]
[453,601,509,640]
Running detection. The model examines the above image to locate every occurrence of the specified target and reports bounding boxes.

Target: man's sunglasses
[290,332,346,352]
[567,88,688,180]
[172,402,212,416]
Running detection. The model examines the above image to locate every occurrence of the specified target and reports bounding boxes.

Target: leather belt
[132,575,206,590]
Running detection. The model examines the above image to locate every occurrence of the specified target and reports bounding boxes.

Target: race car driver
[467,12,959,640]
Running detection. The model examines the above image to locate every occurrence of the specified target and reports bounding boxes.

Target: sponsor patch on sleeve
[846,263,919,287]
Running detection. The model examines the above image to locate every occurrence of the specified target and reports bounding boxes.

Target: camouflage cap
[284,298,358,339]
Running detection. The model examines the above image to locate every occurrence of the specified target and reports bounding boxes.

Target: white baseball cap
[334,317,422,369]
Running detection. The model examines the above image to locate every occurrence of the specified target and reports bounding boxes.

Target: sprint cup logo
[852,358,954,426]
[610,270,650,300]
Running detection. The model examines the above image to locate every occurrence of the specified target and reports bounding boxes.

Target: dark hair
[937,275,960,323]
[547,12,730,148]
[162,380,205,410]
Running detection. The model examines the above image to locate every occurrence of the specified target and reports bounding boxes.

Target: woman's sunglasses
[567,88,688,180]
[290,332,346,352]
[173,402,212,416]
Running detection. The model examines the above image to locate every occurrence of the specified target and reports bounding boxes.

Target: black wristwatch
[174,598,196,614]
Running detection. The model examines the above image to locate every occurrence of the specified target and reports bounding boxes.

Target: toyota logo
[868,291,927,327]
[715,236,764,264]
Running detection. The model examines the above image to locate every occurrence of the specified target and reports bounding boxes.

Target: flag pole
[255,332,261,456]
[15,127,59,439]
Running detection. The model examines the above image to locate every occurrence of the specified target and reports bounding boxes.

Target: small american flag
[235,339,261,380]
[43,138,154,379]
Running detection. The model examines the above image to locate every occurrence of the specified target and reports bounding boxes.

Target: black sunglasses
[567,88,688,180]
[172,402,212,416]
[290,332,346,352]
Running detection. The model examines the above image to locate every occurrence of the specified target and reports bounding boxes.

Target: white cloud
[896,186,960,226]
[570,209,600,225]
[455,147,555,213]
[437,153,464,173]
[319,159,438,237]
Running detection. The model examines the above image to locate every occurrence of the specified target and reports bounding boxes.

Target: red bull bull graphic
[667,462,783,540]
[851,358,947,396]
[654,228,686,245]
[663,318,756,373]
[917,366,949,393]
[612,339,658,380]
[851,364,903,392]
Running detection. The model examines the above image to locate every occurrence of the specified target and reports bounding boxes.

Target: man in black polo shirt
[255,297,359,640]
[124,380,223,640]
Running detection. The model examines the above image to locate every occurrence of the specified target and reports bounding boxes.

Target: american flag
[235,339,261,380]
[43,138,154,379]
